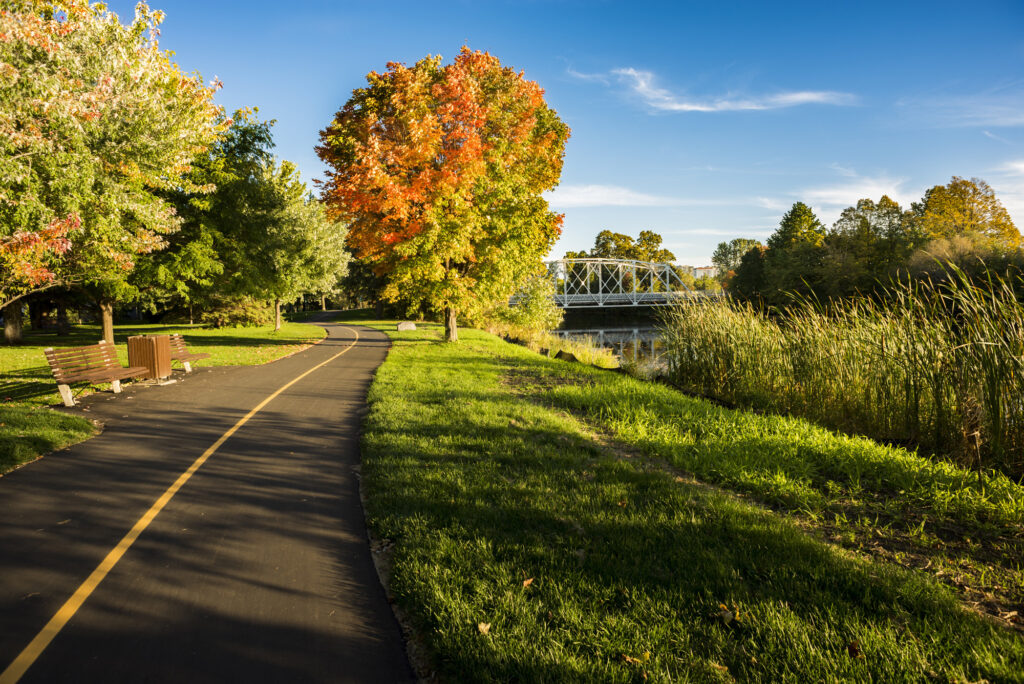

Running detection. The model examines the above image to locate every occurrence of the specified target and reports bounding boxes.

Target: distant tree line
[713,177,1021,308]
[566,229,721,291]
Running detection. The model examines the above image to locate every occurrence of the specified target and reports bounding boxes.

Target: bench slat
[43,342,149,404]
[168,334,210,364]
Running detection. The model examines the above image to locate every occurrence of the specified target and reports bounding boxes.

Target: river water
[553,326,665,366]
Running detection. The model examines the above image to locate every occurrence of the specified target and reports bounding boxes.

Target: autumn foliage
[0,215,77,302]
[317,47,569,340]
[0,1,225,307]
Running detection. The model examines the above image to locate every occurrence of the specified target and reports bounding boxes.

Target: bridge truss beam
[546,258,707,308]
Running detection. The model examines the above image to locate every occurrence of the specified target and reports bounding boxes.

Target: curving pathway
[0,320,414,683]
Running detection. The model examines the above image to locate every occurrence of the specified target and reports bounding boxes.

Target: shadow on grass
[362,344,1024,682]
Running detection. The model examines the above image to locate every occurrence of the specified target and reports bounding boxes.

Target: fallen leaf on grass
[477,622,490,635]
[710,662,728,673]
[617,500,628,507]
[847,640,864,659]
[522,578,534,588]
[716,602,746,627]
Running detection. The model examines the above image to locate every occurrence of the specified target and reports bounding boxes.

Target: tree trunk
[3,301,23,344]
[29,300,45,330]
[374,300,384,318]
[444,306,458,342]
[56,301,69,336]
[321,294,327,311]
[274,298,282,331]
[189,302,194,326]
[100,299,114,344]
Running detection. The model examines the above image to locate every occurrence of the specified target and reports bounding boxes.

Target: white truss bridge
[546,258,721,308]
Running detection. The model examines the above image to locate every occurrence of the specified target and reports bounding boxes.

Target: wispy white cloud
[565,67,609,85]
[829,163,858,178]
[675,227,774,238]
[897,87,1024,128]
[545,184,724,208]
[667,228,739,236]
[984,130,1013,144]
[753,196,789,210]
[604,67,857,113]
[999,160,1024,176]
[798,170,918,225]
[991,161,1024,225]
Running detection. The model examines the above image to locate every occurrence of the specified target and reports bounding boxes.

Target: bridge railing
[544,258,720,308]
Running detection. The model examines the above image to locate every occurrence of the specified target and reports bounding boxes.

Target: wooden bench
[169,333,210,373]
[44,340,149,407]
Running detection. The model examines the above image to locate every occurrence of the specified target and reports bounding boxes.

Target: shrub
[199,295,274,328]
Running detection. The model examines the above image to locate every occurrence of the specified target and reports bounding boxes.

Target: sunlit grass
[351,319,1024,682]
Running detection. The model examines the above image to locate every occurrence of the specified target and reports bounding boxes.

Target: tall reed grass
[660,271,1024,478]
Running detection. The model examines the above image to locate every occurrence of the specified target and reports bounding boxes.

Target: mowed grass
[0,405,96,473]
[0,321,326,473]
[353,319,1024,683]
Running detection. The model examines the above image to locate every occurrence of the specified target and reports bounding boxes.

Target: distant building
[693,266,718,279]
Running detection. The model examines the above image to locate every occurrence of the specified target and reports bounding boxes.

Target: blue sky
[108,0,1024,265]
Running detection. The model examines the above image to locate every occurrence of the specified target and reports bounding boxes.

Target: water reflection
[554,327,664,365]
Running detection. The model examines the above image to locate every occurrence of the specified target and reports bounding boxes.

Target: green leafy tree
[767,202,826,250]
[0,1,224,341]
[499,274,564,332]
[132,112,275,321]
[214,160,349,330]
[729,245,767,302]
[761,202,827,305]
[913,177,1020,246]
[711,238,762,284]
[570,229,676,262]
[821,196,914,298]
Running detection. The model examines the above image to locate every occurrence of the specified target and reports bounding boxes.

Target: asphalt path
[0,320,415,683]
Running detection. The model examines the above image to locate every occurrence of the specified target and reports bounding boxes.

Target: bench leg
[111,379,122,394]
[57,384,75,407]
[182,361,192,373]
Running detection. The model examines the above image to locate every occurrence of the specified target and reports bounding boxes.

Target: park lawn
[351,318,1024,683]
[0,321,326,474]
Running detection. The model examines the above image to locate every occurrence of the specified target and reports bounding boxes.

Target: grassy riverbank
[0,321,326,473]
[353,317,1024,682]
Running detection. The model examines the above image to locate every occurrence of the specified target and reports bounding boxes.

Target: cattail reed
[660,270,1024,478]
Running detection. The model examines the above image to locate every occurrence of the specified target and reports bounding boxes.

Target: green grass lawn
[0,321,326,473]
[348,317,1024,682]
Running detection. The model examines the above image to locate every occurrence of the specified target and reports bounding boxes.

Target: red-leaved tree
[317,47,569,341]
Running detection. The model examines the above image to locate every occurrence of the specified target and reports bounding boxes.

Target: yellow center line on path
[0,326,361,684]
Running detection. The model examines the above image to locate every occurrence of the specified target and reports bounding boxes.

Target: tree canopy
[711,238,762,282]
[566,229,676,263]
[317,47,569,341]
[0,1,224,309]
[914,177,1019,246]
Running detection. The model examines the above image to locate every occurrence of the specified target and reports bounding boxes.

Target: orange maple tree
[317,47,569,340]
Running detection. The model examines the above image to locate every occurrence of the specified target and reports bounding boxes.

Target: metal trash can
[127,335,172,381]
